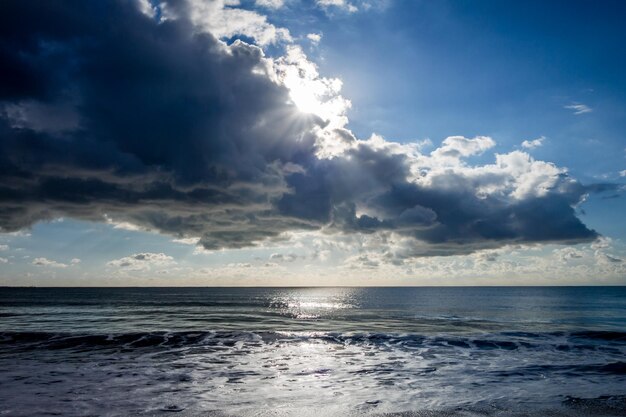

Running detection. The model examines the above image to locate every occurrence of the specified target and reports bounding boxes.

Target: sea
[0,286,625,416]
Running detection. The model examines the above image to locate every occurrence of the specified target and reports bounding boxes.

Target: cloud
[0,244,7,251]
[599,253,622,263]
[307,33,322,45]
[429,135,495,163]
[0,0,612,261]
[591,236,611,250]
[270,253,299,262]
[3,100,80,133]
[176,0,292,46]
[521,136,545,149]
[314,0,390,14]
[255,0,285,9]
[137,0,158,18]
[564,103,592,115]
[620,170,626,177]
[281,138,601,257]
[0,257,7,264]
[0,231,30,237]
[317,0,358,13]
[107,252,176,270]
[275,45,351,134]
[172,237,201,245]
[345,253,380,269]
[554,247,584,262]
[227,262,252,268]
[32,257,67,268]
[105,215,146,232]
[0,0,321,248]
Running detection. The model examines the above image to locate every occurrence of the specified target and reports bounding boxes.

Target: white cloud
[255,0,285,8]
[521,136,545,149]
[430,135,495,163]
[105,215,146,232]
[32,257,67,268]
[192,246,214,255]
[495,151,565,200]
[414,138,433,151]
[270,253,299,262]
[564,103,592,115]
[598,253,622,264]
[107,253,176,270]
[554,247,584,262]
[585,237,623,266]
[172,237,202,245]
[0,257,7,264]
[70,258,81,264]
[591,236,611,250]
[184,0,292,46]
[136,0,157,18]
[227,262,252,268]
[307,33,322,44]
[272,45,352,157]
[0,231,30,237]
[0,244,8,251]
[323,236,626,285]
[620,170,626,177]
[317,0,358,12]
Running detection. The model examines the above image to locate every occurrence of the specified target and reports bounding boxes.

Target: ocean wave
[2,330,625,416]
[2,330,625,353]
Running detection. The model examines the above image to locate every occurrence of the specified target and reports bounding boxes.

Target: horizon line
[2,284,625,288]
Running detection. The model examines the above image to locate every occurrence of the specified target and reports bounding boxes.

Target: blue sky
[0,0,624,285]
[306,0,626,176]
[305,0,626,235]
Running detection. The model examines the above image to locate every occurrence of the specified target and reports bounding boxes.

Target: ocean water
[0,286,625,416]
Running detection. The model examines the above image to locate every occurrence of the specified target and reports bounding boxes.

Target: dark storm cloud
[0,0,609,256]
[0,0,321,248]
[279,144,604,256]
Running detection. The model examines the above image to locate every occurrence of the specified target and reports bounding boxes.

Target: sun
[288,81,325,116]
[274,45,351,129]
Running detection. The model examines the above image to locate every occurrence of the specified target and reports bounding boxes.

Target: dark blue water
[1,287,625,416]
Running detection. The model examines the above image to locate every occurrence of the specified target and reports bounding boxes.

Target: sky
[0,0,625,286]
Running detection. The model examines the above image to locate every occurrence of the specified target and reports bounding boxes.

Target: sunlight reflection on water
[270,287,361,320]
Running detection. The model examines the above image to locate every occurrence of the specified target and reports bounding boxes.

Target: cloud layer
[0,0,605,258]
